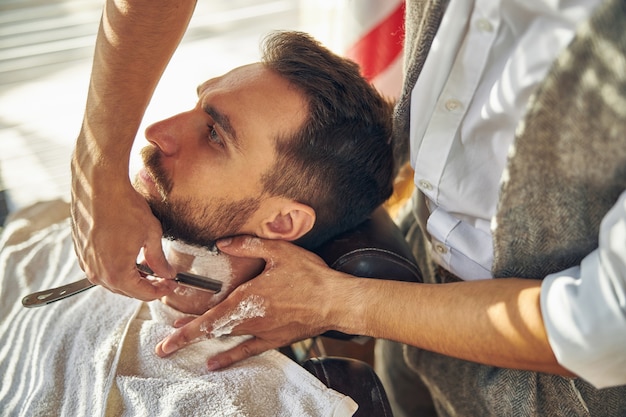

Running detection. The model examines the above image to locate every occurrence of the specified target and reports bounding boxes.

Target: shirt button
[476,18,494,32]
[444,99,463,112]
[418,179,433,190]
[435,243,448,254]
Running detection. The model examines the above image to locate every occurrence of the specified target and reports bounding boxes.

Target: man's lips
[137,167,159,197]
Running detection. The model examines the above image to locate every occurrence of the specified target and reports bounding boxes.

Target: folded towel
[0,200,358,417]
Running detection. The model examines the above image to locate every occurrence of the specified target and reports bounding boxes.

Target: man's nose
[144,112,190,156]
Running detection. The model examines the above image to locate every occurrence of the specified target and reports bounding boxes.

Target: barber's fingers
[158,315,286,371]
[217,236,327,271]
[206,338,275,371]
[155,303,246,357]
[217,236,296,260]
[87,251,174,302]
[155,322,201,357]
[172,316,196,328]
[109,265,175,301]
[73,228,172,302]
[142,224,177,280]
[156,293,270,358]
[71,185,175,301]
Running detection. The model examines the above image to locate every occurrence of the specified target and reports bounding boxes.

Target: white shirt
[410,0,626,388]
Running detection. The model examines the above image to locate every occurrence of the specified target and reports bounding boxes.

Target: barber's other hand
[70,152,176,300]
[155,237,352,369]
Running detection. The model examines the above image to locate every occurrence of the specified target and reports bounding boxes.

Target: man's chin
[161,288,226,315]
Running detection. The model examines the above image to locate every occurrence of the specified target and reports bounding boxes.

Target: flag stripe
[345,2,405,81]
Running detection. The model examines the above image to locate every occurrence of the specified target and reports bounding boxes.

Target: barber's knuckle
[240,343,255,357]
[178,330,195,345]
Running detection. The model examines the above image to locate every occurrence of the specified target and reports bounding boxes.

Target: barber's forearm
[77,0,197,172]
[334,277,574,376]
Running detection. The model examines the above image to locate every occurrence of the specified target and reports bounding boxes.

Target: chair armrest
[303,356,394,417]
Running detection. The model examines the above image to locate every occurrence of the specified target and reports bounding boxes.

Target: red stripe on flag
[345,2,405,81]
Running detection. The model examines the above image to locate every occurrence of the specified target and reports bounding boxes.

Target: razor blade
[22,264,222,308]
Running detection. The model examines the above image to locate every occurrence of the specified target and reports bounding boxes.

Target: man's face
[133,64,307,247]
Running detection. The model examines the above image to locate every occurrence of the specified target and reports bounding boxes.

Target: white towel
[0,200,358,417]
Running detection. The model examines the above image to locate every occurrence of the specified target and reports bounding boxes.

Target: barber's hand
[70,152,177,301]
[155,236,349,370]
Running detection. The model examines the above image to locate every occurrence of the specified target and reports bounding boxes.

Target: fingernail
[217,237,232,247]
[161,339,175,355]
[207,360,221,371]
[155,341,165,357]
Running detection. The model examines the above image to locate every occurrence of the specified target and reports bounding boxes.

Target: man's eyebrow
[196,82,209,96]
[204,105,241,152]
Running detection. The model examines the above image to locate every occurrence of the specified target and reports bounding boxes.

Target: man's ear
[258,201,316,241]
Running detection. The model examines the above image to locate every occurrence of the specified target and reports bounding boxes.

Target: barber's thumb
[217,237,233,248]
[143,244,176,279]
[217,236,264,256]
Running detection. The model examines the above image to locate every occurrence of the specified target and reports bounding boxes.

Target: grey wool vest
[394,0,626,280]
[492,0,626,278]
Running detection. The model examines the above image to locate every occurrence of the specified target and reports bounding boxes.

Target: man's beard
[136,146,261,248]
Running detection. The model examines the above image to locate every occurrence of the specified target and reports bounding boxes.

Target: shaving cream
[209,295,266,338]
[166,239,234,288]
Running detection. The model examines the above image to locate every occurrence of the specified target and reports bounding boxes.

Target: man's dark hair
[260,31,395,249]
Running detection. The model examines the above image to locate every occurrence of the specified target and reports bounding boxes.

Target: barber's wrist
[73,130,133,183]
[324,271,370,336]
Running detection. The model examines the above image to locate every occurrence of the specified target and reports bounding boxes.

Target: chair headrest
[311,206,422,340]
[313,206,422,284]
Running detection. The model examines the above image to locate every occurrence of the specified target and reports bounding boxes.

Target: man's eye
[208,125,223,146]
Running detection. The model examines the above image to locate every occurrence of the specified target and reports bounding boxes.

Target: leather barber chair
[293,206,423,417]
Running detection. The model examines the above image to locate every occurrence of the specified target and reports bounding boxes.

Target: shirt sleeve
[540,190,626,388]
